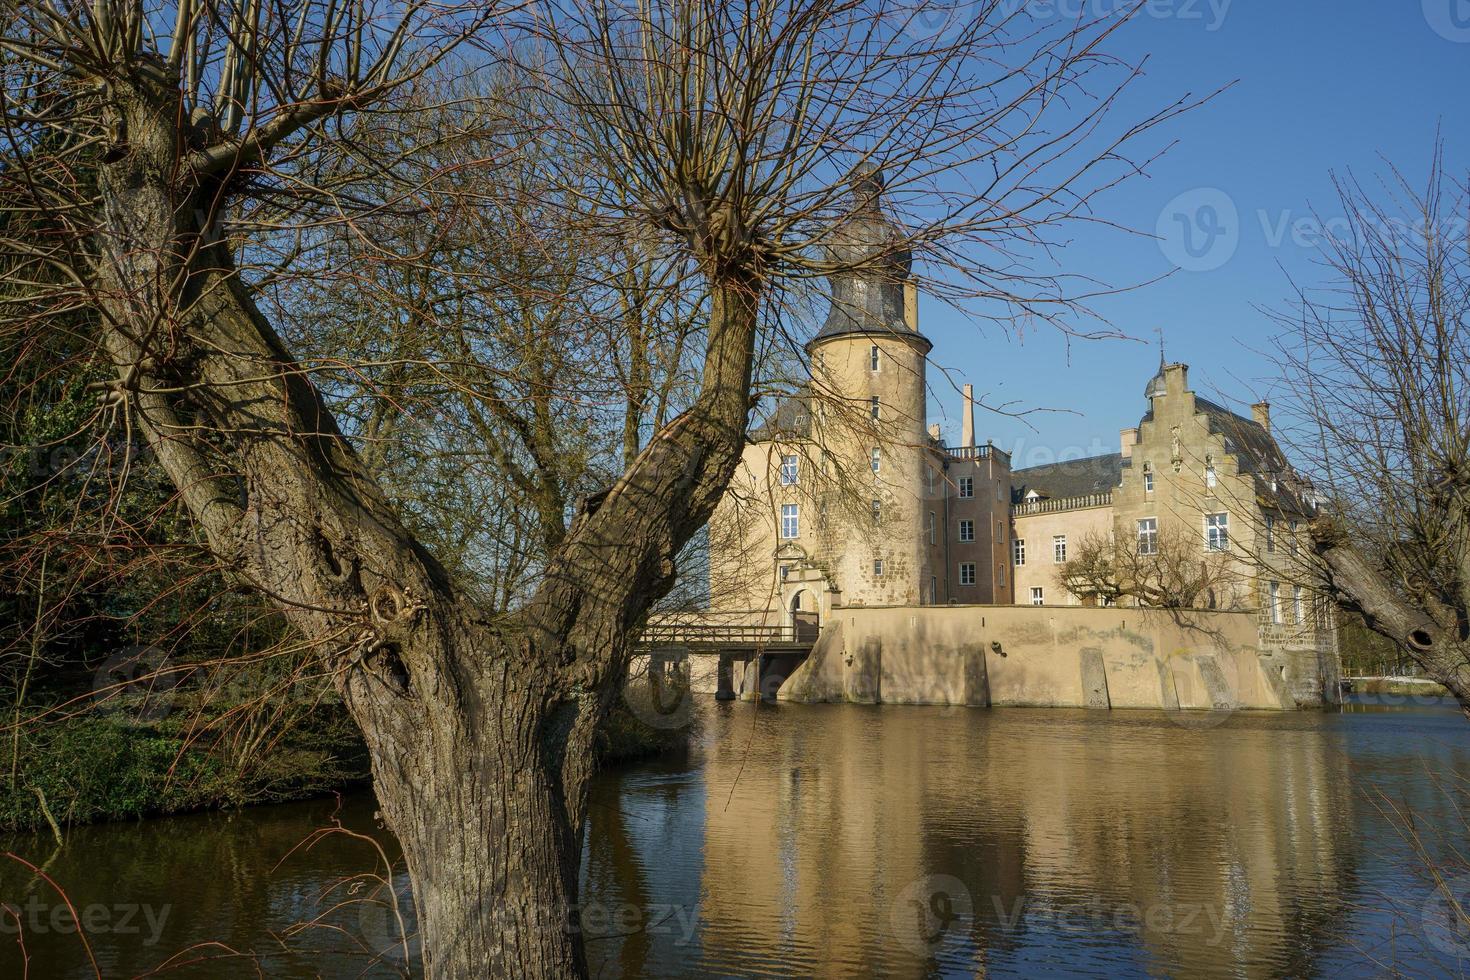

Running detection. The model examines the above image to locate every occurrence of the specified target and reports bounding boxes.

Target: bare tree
[1059,526,1236,609]
[1,0,1196,972]
[1272,148,1470,716]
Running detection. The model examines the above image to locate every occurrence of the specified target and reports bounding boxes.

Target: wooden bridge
[637,621,817,652]
[635,620,818,700]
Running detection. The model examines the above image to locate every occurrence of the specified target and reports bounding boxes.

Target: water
[3,698,1469,978]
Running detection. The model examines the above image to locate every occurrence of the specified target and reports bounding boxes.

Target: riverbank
[1343,675,1451,697]
[0,699,371,835]
[1,673,694,834]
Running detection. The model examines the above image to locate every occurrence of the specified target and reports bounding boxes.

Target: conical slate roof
[807,167,930,353]
[1145,356,1170,399]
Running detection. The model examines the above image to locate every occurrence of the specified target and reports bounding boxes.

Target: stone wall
[778,604,1329,711]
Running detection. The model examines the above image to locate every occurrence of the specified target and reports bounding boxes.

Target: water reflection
[2,701,1468,977]
[582,702,1470,978]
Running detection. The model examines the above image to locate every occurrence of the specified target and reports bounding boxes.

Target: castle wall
[779,604,1299,711]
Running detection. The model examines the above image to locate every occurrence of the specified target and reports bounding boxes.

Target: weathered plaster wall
[779,604,1303,711]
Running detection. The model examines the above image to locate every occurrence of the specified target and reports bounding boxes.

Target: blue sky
[917,0,1469,468]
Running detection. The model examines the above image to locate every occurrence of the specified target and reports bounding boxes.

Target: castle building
[707,178,1336,696]
[708,172,1012,630]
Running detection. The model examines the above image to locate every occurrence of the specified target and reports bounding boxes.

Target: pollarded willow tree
[1,0,1200,972]
[1273,152,1470,716]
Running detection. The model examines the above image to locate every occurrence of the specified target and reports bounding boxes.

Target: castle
[706,175,1337,703]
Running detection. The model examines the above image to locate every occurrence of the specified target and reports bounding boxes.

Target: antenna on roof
[1156,326,1166,367]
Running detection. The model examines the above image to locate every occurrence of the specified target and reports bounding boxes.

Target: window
[1137,517,1158,556]
[928,512,936,544]
[873,559,885,577]
[871,448,881,474]
[1268,580,1282,624]
[870,395,881,420]
[1293,585,1306,625]
[1053,535,1067,564]
[1264,514,1276,553]
[997,521,1004,541]
[1013,539,1026,566]
[780,455,798,486]
[958,476,974,498]
[998,564,1005,586]
[1031,587,1045,606]
[870,344,880,371]
[927,467,936,494]
[1144,469,1155,494]
[871,499,882,523]
[1289,520,1300,556]
[959,519,974,542]
[780,504,799,539]
[780,564,791,581]
[1206,512,1229,551]
[929,576,937,604]
[959,562,976,586]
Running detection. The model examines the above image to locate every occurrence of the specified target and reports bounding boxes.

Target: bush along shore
[1,671,696,836]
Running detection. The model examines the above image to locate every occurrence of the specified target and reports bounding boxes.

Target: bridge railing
[638,622,802,647]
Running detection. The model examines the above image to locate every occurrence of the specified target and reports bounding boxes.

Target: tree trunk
[89,75,760,977]
[358,641,586,976]
[1313,521,1470,718]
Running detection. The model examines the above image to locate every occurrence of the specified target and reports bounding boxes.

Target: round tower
[807,168,931,606]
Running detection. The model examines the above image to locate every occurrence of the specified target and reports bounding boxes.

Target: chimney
[1251,401,1271,433]
[961,384,975,449]
[903,280,918,332]
[1119,427,1138,459]
[927,422,942,442]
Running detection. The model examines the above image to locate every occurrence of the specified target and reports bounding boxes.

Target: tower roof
[806,167,930,354]
[1144,352,1170,400]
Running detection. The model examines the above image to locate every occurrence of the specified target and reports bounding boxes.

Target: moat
[3,698,1468,978]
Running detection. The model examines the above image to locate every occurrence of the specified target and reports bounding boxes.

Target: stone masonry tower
[807,167,932,605]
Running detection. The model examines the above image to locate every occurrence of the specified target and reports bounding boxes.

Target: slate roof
[1010,453,1125,503]
[749,392,812,443]
[1189,397,1317,516]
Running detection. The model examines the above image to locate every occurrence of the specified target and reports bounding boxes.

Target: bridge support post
[740,654,763,701]
[715,654,735,701]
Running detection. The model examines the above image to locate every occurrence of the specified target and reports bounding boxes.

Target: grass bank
[1,672,697,835]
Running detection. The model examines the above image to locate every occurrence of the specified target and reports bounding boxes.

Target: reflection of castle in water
[585,705,1358,978]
